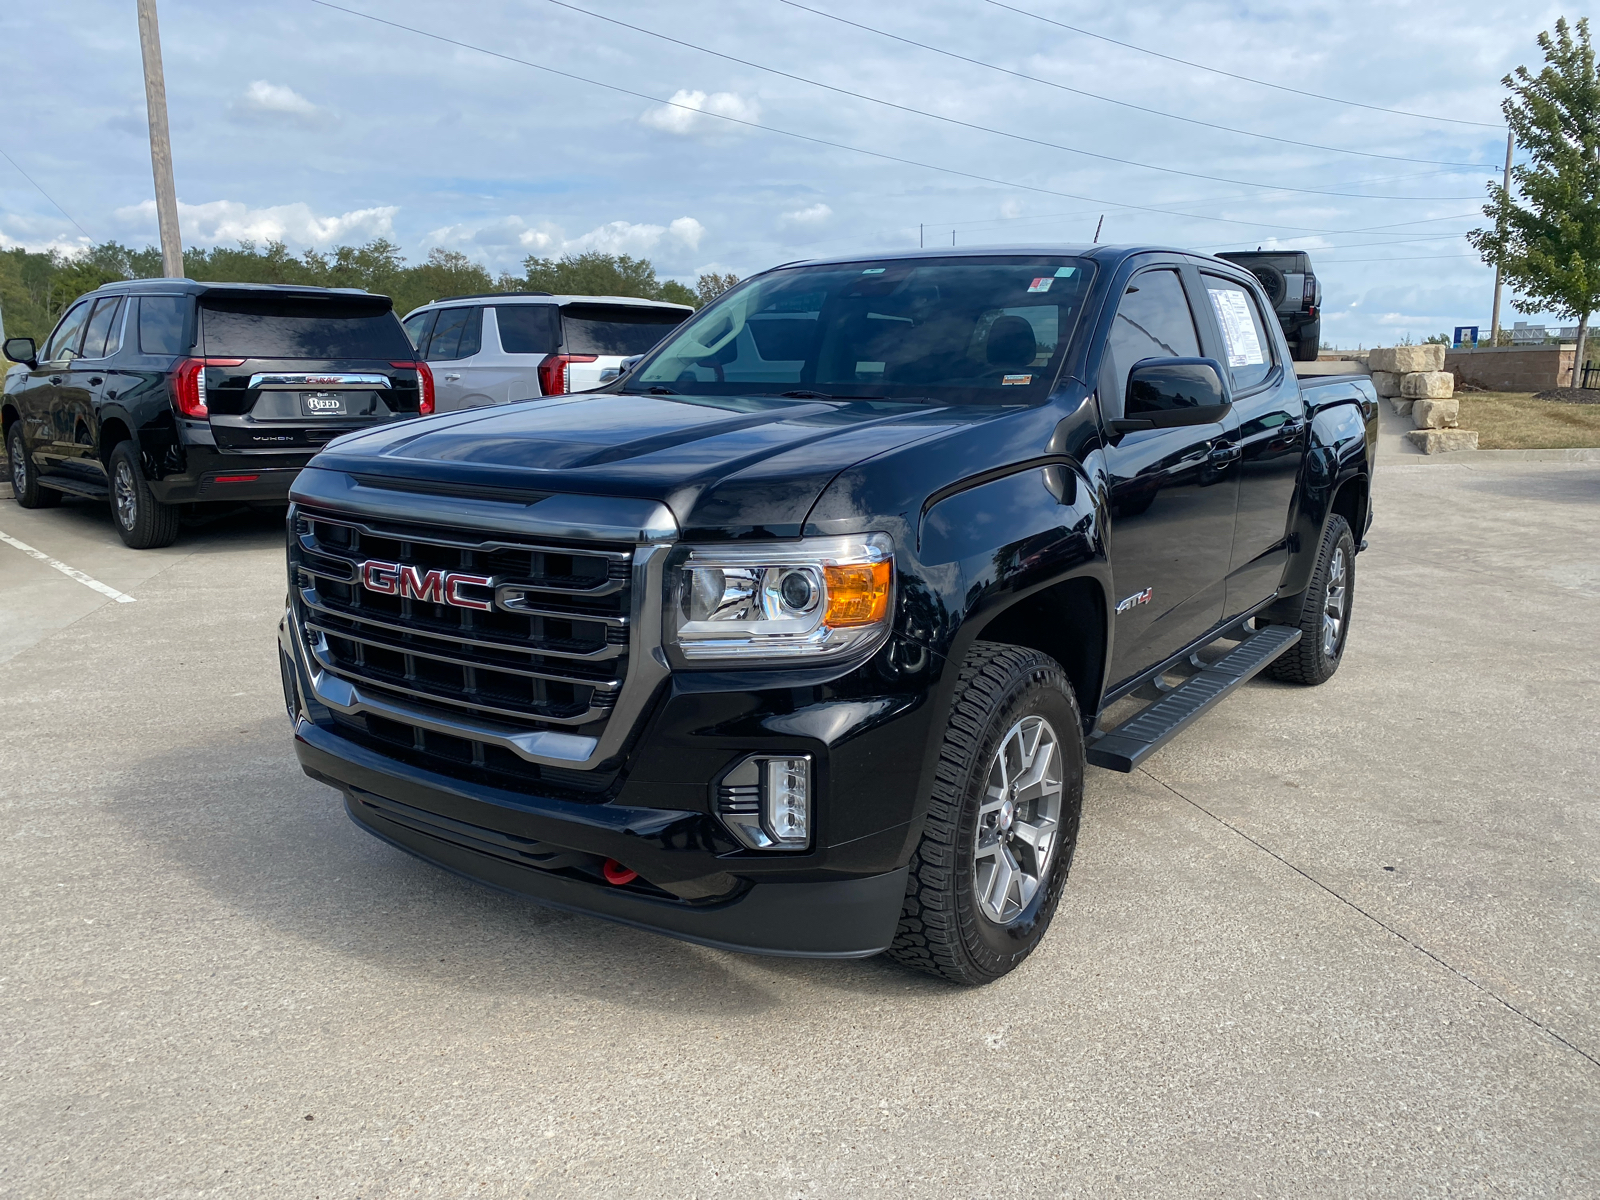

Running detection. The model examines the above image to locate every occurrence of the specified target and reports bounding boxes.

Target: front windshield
[628,255,1095,404]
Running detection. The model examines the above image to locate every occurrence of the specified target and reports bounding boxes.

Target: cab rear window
[199,297,411,359]
[560,304,688,356]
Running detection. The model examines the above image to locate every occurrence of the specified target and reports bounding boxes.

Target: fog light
[715,755,812,851]
[763,758,810,846]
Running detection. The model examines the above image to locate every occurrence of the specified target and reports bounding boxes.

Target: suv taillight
[391,361,435,414]
[1303,274,1317,309]
[537,354,597,396]
[170,357,244,419]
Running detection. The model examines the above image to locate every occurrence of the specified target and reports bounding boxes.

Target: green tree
[1468,17,1600,379]
[2,240,705,360]
[696,271,740,307]
[514,251,697,306]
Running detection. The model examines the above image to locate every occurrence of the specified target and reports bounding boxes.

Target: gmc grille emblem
[358,559,494,611]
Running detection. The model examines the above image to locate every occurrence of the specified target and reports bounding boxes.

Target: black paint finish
[0,279,422,515]
[279,244,1379,957]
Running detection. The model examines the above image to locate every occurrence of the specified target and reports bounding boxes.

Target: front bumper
[280,609,933,958]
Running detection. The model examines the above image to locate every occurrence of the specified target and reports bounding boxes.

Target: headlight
[667,533,893,663]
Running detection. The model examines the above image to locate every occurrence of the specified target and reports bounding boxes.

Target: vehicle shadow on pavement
[106,717,955,1015]
[21,493,291,550]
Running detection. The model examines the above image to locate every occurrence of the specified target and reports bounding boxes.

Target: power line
[0,148,95,242]
[544,0,1485,202]
[986,1,1505,130]
[302,0,1392,238]
[776,0,1491,171]
[1314,253,1478,263]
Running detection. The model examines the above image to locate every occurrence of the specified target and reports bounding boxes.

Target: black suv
[1217,251,1321,362]
[3,280,430,548]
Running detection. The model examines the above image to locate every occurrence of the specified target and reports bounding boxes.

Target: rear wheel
[1269,514,1354,685]
[1293,320,1322,362]
[108,442,180,549]
[8,423,61,508]
[888,642,1085,985]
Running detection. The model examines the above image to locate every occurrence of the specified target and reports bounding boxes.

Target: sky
[0,0,1577,347]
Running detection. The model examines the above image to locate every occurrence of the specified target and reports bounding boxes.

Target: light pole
[136,0,184,278]
[1488,129,1512,347]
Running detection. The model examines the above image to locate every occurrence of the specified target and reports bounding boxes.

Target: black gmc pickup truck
[278,246,1377,984]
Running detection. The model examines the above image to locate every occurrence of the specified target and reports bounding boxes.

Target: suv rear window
[494,304,559,354]
[199,297,411,358]
[560,304,688,356]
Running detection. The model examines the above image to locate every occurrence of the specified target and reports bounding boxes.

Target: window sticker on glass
[1054,266,1076,278]
[856,361,886,373]
[1002,373,1032,385]
[1208,287,1265,367]
[861,268,886,275]
[1026,277,1053,293]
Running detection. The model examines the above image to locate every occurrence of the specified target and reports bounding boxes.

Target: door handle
[50,376,62,384]
[1208,443,1242,465]
[443,373,461,381]
[89,377,104,386]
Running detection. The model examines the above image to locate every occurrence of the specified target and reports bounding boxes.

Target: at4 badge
[1115,587,1153,614]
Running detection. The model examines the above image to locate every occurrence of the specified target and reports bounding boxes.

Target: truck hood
[306,391,1005,537]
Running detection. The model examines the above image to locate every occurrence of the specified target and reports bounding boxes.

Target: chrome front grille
[287,503,674,789]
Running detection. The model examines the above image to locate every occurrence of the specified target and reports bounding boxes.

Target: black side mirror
[1111,357,1231,433]
[3,337,37,368]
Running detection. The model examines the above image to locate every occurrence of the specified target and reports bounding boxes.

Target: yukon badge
[358,558,494,611]
[1116,587,1153,614]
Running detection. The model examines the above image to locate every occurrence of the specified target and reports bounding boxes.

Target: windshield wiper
[641,384,678,395]
[778,389,835,399]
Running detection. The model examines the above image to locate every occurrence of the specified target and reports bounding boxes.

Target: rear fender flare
[1277,400,1368,599]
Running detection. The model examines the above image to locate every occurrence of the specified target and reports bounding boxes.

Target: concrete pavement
[1,460,1597,1197]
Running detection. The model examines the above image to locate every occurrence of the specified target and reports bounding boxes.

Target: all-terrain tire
[887,641,1085,985]
[109,441,180,549]
[8,423,61,508]
[1268,514,1355,685]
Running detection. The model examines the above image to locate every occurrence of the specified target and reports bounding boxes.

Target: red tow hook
[602,859,638,886]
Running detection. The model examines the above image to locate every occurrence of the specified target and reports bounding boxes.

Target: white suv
[399,293,693,411]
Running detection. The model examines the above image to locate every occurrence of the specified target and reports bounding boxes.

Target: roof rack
[433,291,554,303]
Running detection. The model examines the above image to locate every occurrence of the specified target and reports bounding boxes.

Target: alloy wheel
[113,460,138,529]
[10,435,25,494]
[973,715,1063,925]
[1322,546,1347,658]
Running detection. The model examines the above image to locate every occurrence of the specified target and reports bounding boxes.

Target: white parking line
[0,530,137,603]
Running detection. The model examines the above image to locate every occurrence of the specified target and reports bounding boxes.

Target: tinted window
[1203,275,1274,391]
[81,297,123,360]
[495,304,559,354]
[402,310,434,353]
[424,307,481,361]
[632,258,1093,404]
[1105,270,1200,410]
[44,301,92,362]
[200,298,410,358]
[138,295,192,356]
[562,305,688,356]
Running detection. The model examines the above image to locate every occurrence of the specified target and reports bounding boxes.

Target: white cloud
[113,199,397,247]
[229,80,331,126]
[426,215,705,266]
[781,203,833,227]
[640,89,760,136]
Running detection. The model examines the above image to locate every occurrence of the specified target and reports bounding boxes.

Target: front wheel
[1269,514,1355,685]
[108,442,180,549]
[888,642,1085,985]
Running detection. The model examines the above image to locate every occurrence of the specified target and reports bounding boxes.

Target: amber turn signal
[823,560,892,627]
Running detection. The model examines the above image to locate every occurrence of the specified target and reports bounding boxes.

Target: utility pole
[137,0,184,278]
[1489,129,1512,347]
